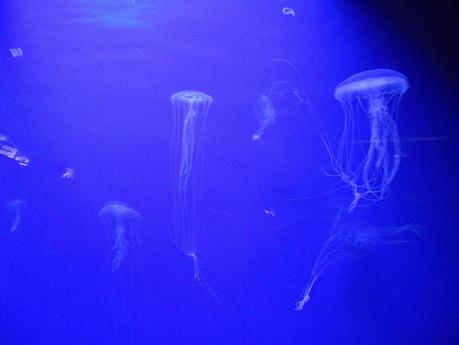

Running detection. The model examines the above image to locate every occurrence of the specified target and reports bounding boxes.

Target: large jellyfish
[6,198,25,233]
[325,69,408,212]
[98,202,142,272]
[295,219,420,310]
[170,90,213,280]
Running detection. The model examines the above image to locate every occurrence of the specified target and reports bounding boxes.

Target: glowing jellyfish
[282,7,295,17]
[6,198,25,233]
[98,202,142,272]
[9,48,23,58]
[99,202,145,343]
[252,94,277,141]
[252,59,308,141]
[170,90,213,280]
[295,219,420,310]
[327,69,408,211]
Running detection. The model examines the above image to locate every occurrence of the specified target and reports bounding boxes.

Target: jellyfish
[295,219,420,310]
[98,202,142,272]
[252,58,309,141]
[324,69,408,212]
[99,202,145,342]
[170,90,213,280]
[9,48,23,58]
[6,199,25,233]
[252,94,277,141]
[282,7,295,17]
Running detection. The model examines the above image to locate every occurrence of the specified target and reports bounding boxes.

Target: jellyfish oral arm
[179,108,197,183]
[111,224,128,272]
[10,214,21,233]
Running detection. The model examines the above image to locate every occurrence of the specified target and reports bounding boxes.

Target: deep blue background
[0,1,458,344]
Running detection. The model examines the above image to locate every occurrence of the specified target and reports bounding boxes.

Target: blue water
[0,1,458,344]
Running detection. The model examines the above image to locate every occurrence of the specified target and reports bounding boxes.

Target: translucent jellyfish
[9,48,23,58]
[252,94,277,141]
[295,219,420,310]
[252,59,308,141]
[62,168,75,180]
[282,7,296,17]
[325,69,409,212]
[170,90,213,280]
[6,198,25,233]
[99,202,142,272]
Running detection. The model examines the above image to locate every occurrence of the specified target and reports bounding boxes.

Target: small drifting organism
[9,48,23,58]
[6,199,25,233]
[295,219,420,310]
[62,168,75,180]
[264,209,276,217]
[282,7,295,17]
[99,202,142,272]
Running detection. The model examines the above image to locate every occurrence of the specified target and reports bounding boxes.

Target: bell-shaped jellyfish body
[6,198,25,233]
[98,202,142,272]
[295,219,420,310]
[332,69,408,211]
[170,90,213,280]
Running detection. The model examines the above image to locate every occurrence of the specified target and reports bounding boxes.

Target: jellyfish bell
[6,198,25,212]
[334,69,409,102]
[170,90,213,104]
[99,202,141,223]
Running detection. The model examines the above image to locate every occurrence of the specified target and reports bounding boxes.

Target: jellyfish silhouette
[252,94,277,141]
[295,219,420,310]
[252,58,308,141]
[6,198,25,233]
[323,69,408,212]
[170,90,213,280]
[99,202,142,272]
[99,202,145,342]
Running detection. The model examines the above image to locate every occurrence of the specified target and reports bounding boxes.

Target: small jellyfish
[62,168,75,180]
[252,58,310,141]
[9,48,23,58]
[170,90,213,280]
[282,7,295,17]
[99,202,141,272]
[295,219,420,310]
[6,199,25,233]
[252,94,277,141]
[323,69,409,212]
